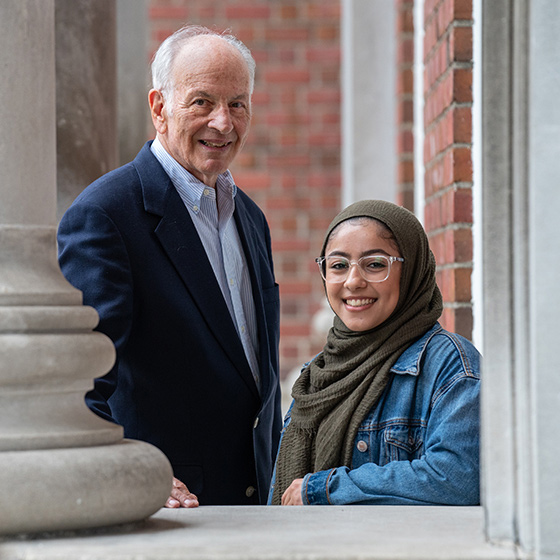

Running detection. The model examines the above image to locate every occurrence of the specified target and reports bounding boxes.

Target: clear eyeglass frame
[315,254,405,284]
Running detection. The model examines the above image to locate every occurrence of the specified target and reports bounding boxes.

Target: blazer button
[245,486,256,498]
[253,417,259,429]
[356,440,368,452]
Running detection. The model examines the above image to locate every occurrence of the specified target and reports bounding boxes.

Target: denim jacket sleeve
[301,326,481,506]
[267,400,294,504]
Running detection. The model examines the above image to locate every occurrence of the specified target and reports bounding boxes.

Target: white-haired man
[58,25,281,507]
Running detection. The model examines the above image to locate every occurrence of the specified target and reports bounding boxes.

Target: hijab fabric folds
[271,200,443,505]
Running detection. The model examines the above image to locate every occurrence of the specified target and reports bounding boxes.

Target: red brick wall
[423,0,474,338]
[396,0,415,213]
[398,0,474,339]
[395,0,474,338]
[148,1,341,377]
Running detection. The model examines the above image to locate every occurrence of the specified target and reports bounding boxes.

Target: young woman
[269,200,480,506]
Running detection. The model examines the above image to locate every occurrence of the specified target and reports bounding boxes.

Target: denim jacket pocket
[382,425,425,464]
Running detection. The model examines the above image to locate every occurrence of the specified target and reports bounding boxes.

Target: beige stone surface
[0,506,517,560]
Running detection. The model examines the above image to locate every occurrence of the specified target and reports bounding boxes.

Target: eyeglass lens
[320,256,392,283]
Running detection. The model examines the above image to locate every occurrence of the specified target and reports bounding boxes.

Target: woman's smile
[343,297,376,309]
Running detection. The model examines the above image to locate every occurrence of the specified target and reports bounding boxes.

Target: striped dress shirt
[151,138,261,390]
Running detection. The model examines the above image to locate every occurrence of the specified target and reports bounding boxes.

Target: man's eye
[193,99,207,106]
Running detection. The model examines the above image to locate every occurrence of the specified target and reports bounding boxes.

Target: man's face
[151,36,252,188]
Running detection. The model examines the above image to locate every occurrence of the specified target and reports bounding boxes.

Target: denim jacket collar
[390,322,442,377]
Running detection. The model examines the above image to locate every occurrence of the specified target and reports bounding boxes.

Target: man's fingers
[166,477,199,508]
[171,486,199,507]
[165,497,181,508]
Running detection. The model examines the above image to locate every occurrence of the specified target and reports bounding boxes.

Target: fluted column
[0,0,172,535]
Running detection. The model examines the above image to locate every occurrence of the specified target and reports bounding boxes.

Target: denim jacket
[268,323,481,506]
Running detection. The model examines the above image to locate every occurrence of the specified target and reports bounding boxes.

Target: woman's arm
[300,373,480,506]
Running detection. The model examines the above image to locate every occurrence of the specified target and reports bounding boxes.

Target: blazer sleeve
[57,201,134,422]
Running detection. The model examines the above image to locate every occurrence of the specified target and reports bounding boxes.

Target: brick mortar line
[436,262,474,271]
[423,101,473,135]
[428,223,474,236]
[424,182,473,200]
[442,302,473,309]
[423,144,473,171]
[398,153,415,162]
[454,20,475,28]
[423,63,473,102]
[423,18,474,61]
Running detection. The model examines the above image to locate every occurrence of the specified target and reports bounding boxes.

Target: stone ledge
[0,505,517,560]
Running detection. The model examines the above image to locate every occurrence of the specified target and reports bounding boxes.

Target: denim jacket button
[357,440,368,452]
[246,486,256,497]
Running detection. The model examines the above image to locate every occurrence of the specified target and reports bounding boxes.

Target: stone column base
[0,439,172,535]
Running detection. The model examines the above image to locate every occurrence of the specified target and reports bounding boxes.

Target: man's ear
[148,89,167,134]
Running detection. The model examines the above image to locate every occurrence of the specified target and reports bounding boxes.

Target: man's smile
[200,139,232,148]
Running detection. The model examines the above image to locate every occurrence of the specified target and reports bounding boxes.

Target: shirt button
[253,417,259,429]
[245,486,256,498]
[357,440,368,452]
[192,205,199,212]
[203,188,210,196]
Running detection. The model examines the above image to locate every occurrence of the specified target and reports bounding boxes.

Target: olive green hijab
[271,200,443,504]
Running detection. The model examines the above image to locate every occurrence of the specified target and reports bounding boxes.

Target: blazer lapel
[234,200,272,399]
[134,144,259,399]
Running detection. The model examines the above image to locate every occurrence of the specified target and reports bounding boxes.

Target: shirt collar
[150,137,237,214]
[391,323,442,377]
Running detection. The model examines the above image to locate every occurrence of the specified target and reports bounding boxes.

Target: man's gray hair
[151,24,256,105]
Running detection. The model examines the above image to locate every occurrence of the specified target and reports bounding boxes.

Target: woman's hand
[281,478,304,505]
[165,476,199,508]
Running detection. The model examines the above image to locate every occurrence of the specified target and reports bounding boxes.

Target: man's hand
[281,478,304,505]
[165,476,199,508]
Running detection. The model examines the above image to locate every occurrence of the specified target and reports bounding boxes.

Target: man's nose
[209,104,233,134]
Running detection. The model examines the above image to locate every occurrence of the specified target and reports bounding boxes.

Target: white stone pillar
[117,0,150,166]
[0,0,172,535]
[526,2,560,556]
[341,0,397,207]
[481,1,560,557]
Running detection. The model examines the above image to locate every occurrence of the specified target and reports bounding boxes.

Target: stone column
[55,0,118,220]
[481,0,560,557]
[341,0,397,207]
[0,0,172,535]
[117,0,150,166]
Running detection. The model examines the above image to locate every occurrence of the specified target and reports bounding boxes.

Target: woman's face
[324,220,402,332]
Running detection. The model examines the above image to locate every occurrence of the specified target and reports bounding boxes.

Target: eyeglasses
[315,255,404,283]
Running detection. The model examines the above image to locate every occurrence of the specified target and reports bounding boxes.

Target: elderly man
[58,25,281,507]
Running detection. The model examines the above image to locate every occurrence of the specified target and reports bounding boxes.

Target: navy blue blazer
[58,142,282,505]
